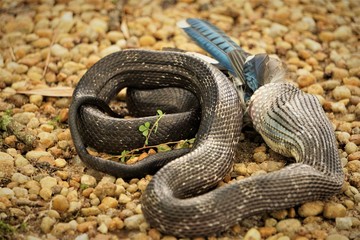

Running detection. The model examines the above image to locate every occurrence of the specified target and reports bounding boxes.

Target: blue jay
[178,18,286,108]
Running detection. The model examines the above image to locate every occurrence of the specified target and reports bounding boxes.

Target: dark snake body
[69,50,344,237]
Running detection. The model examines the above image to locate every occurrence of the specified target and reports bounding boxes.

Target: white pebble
[51,44,69,58]
[81,174,97,187]
[11,172,29,184]
[40,176,57,189]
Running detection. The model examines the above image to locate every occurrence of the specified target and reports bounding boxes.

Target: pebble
[52,194,69,212]
[139,35,156,47]
[81,175,97,187]
[124,214,145,230]
[345,142,358,154]
[336,217,353,230]
[51,44,69,58]
[304,38,322,52]
[334,26,352,40]
[333,86,351,100]
[326,234,349,240]
[298,201,324,217]
[0,152,14,176]
[11,172,29,184]
[348,152,360,161]
[323,202,346,218]
[119,193,132,204]
[276,219,301,234]
[243,228,261,240]
[54,158,67,168]
[40,176,58,189]
[100,45,121,58]
[89,18,108,33]
[40,216,56,233]
[77,221,97,233]
[0,188,15,198]
[297,74,316,88]
[26,150,52,161]
[98,197,118,211]
[81,206,101,216]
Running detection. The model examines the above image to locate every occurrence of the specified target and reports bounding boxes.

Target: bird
[177,18,287,107]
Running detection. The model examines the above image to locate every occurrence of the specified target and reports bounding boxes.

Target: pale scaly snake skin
[69,49,344,237]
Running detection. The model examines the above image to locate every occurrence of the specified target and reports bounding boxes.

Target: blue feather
[179,18,243,75]
[243,54,269,94]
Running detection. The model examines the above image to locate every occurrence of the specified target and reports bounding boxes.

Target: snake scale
[69,49,344,237]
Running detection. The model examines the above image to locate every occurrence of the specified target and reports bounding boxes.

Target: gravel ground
[0,0,359,239]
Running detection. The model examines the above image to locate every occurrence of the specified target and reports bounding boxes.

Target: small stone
[38,132,56,149]
[298,201,324,217]
[52,195,69,212]
[15,155,29,167]
[39,188,52,200]
[100,45,121,58]
[107,31,124,43]
[81,206,101,216]
[336,217,353,230]
[32,38,51,48]
[258,226,277,238]
[304,38,322,52]
[61,62,86,75]
[0,188,15,198]
[347,160,360,171]
[331,102,347,114]
[40,176,58,189]
[334,26,352,40]
[57,12,75,33]
[333,86,351,100]
[253,152,267,163]
[0,152,14,175]
[26,150,52,161]
[326,234,349,240]
[81,175,97,187]
[77,221,97,233]
[323,202,346,218]
[322,80,341,90]
[307,84,324,96]
[89,18,108,33]
[68,201,82,213]
[268,23,289,38]
[54,158,67,168]
[11,172,29,184]
[276,219,301,234]
[297,74,316,88]
[345,142,358,154]
[244,228,261,240]
[124,214,145,230]
[97,223,108,234]
[98,197,118,211]
[119,193,131,204]
[74,234,89,240]
[332,67,349,80]
[139,35,156,47]
[5,16,34,33]
[40,216,56,233]
[348,152,360,161]
[51,44,69,58]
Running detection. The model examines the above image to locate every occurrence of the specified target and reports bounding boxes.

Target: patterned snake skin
[69,49,344,237]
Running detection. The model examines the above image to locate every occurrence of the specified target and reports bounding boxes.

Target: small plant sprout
[138,109,165,146]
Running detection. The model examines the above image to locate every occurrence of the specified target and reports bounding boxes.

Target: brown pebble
[323,202,346,218]
[348,152,360,161]
[148,228,162,240]
[297,74,316,88]
[350,134,360,145]
[139,35,156,47]
[52,194,69,212]
[259,226,277,238]
[77,221,97,233]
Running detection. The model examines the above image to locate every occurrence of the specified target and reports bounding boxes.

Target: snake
[69,49,343,237]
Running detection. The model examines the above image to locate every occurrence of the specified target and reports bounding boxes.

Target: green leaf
[142,129,149,137]
[139,125,147,132]
[145,139,149,145]
[120,150,129,162]
[187,138,196,144]
[144,122,151,128]
[157,109,163,116]
[157,144,171,152]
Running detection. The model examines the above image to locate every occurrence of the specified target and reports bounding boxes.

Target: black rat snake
[69,49,343,237]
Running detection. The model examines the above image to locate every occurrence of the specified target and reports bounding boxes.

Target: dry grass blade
[16,87,74,97]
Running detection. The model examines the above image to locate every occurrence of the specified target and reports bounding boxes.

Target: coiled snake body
[69,50,344,237]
